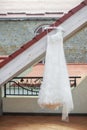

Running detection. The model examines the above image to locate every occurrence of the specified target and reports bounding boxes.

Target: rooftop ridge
[0,0,87,68]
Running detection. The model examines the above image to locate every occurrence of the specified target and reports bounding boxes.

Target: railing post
[74,77,77,87]
[4,84,6,98]
[0,86,3,115]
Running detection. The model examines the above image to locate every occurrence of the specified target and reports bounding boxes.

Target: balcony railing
[4,76,81,97]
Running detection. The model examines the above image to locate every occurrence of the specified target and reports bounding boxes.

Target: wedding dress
[38,26,73,121]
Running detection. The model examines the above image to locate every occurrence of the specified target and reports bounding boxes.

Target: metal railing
[4,76,81,97]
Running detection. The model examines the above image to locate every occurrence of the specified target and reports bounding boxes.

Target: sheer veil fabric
[38,26,73,121]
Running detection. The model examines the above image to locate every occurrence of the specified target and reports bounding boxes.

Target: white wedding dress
[38,27,73,121]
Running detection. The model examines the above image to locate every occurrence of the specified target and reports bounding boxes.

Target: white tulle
[38,27,73,121]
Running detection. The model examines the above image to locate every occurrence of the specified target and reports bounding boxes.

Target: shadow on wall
[72,76,87,113]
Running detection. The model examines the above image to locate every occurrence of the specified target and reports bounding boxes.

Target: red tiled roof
[27,63,87,77]
[0,0,87,68]
[27,63,87,84]
[27,64,44,77]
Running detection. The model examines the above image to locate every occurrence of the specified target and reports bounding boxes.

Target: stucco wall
[0,20,54,55]
[72,76,87,113]
[0,20,87,63]
[64,26,87,63]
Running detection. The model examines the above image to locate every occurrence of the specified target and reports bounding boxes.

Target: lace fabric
[38,27,73,121]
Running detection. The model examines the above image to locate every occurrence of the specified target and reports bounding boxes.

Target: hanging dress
[38,26,73,121]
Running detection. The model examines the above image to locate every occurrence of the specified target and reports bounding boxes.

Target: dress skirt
[38,27,73,121]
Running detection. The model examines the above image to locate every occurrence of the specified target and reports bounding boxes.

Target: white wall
[0,0,83,13]
[2,97,61,113]
[72,76,87,113]
[2,76,87,114]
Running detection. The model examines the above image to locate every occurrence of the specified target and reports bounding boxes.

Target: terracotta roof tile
[27,63,87,77]
[27,63,87,85]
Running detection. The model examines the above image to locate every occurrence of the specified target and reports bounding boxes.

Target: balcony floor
[0,115,87,130]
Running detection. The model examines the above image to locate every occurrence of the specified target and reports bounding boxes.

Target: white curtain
[38,26,73,121]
